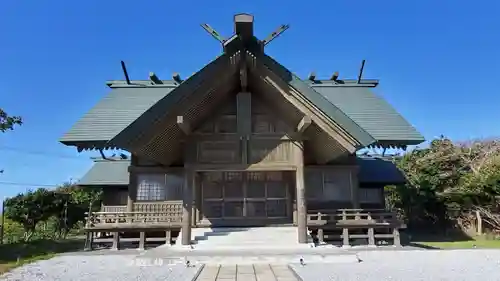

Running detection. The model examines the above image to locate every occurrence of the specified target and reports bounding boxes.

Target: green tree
[3,189,57,241]
[392,136,500,233]
[0,108,22,132]
[52,183,102,238]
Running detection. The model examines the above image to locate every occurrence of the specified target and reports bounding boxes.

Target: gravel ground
[291,249,500,281]
[3,249,500,281]
[0,255,202,281]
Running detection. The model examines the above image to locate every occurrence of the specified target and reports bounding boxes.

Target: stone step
[172,254,360,265]
[193,244,314,251]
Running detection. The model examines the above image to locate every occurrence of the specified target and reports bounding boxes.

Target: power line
[0,145,94,160]
[0,181,62,188]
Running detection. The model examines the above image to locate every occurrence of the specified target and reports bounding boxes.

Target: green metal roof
[60,78,423,149]
[60,39,423,150]
[78,159,130,186]
[357,156,405,184]
[77,157,403,186]
[257,53,376,147]
[312,85,424,146]
[59,80,423,149]
[60,86,176,145]
[108,54,230,149]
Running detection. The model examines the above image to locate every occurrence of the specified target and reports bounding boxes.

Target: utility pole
[0,197,5,245]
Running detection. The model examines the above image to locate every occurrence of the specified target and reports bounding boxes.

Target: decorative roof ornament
[357,59,366,84]
[200,13,289,53]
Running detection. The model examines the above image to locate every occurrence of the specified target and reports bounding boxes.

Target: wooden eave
[108,52,243,165]
[250,51,377,149]
[105,49,381,164]
[59,140,121,152]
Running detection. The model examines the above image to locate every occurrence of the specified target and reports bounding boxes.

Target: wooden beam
[308,72,316,81]
[173,73,183,83]
[297,116,312,133]
[149,72,163,84]
[261,24,290,46]
[357,60,366,84]
[176,116,190,135]
[200,23,226,43]
[240,63,248,91]
[234,13,254,41]
[120,61,131,85]
[331,71,339,81]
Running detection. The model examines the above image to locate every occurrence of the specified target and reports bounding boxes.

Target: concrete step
[175,226,313,250]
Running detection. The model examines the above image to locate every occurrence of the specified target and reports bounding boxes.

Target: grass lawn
[0,238,84,274]
[414,236,500,249]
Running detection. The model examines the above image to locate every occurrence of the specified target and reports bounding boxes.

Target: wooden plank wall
[304,166,364,210]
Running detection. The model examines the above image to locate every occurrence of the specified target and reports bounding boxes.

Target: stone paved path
[196,264,299,281]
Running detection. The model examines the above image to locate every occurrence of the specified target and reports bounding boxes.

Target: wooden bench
[307,209,405,247]
[83,211,182,251]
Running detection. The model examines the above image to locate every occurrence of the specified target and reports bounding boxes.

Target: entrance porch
[196,171,294,227]
[181,166,308,245]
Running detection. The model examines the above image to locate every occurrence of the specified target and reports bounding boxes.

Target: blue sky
[0,0,498,201]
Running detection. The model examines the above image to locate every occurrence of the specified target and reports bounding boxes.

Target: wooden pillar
[138,231,145,250]
[350,167,360,209]
[191,174,197,226]
[112,232,120,250]
[236,91,251,165]
[294,141,307,244]
[181,170,193,245]
[287,182,293,220]
[128,156,139,212]
[296,166,307,243]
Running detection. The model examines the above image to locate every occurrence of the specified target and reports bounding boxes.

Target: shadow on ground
[0,238,85,264]
[401,228,476,249]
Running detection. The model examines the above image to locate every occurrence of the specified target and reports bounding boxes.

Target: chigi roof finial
[357,59,366,84]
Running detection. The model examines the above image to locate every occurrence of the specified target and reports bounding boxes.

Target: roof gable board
[108,54,231,149]
[256,53,376,147]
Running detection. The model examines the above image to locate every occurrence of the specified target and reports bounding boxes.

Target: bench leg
[342,228,350,248]
[112,232,120,250]
[393,228,401,247]
[165,230,171,246]
[138,231,145,251]
[368,228,375,247]
[318,228,324,244]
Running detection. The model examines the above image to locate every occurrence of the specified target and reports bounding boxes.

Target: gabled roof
[77,157,404,186]
[60,85,176,149]
[312,82,423,147]
[60,14,424,155]
[109,54,229,150]
[256,53,375,146]
[78,159,130,186]
[60,78,423,150]
[357,155,406,184]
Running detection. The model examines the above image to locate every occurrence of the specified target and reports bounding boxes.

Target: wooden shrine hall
[60,14,424,249]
